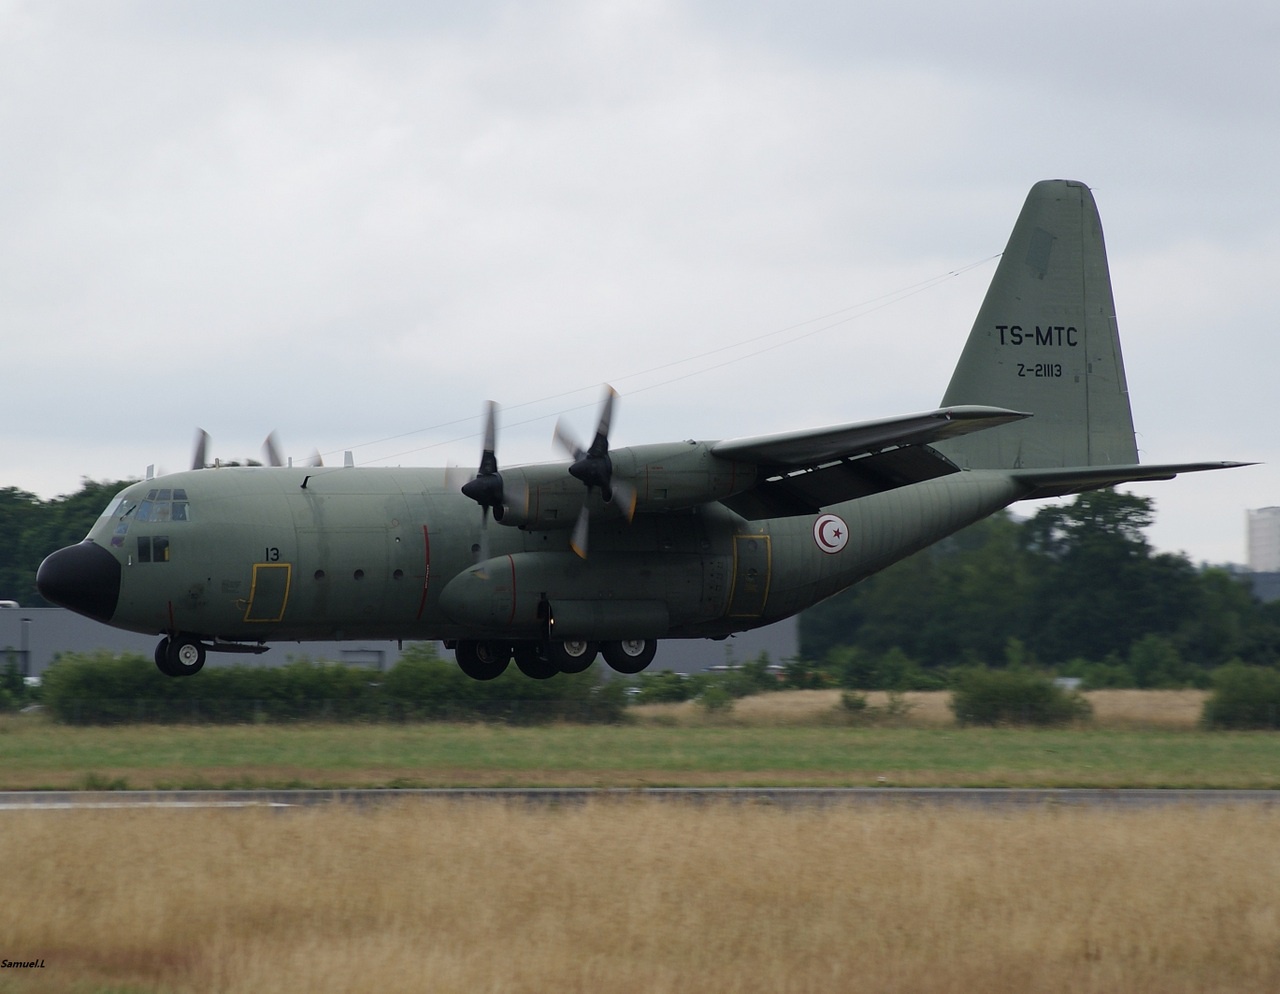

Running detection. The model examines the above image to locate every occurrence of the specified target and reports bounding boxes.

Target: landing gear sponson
[153,634,268,677]
[451,639,658,681]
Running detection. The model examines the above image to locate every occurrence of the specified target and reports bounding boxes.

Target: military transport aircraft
[37,180,1247,680]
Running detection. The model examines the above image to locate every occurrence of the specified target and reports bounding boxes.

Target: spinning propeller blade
[555,385,636,556]
[262,432,285,468]
[459,401,503,560]
[192,429,210,471]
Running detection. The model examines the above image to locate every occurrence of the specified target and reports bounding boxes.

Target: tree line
[0,480,134,606]
[800,490,1280,688]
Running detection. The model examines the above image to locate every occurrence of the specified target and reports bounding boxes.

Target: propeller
[192,429,210,470]
[554,386,637,559]
[459,401,503,561]
[262,432,284,467]
[260,433,323,468]
[555,386,618,499]
[193,429,321,471]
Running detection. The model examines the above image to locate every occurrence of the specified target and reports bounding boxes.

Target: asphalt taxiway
[1,788,1277,810]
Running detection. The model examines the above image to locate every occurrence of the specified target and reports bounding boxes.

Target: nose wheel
[154,636,207,677]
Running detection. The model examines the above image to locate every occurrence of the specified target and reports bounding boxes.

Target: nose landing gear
[154,636,207,677]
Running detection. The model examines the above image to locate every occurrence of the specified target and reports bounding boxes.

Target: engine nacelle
[494,442,755,530]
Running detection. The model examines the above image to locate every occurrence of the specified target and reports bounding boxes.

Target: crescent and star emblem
[813,514,849,554]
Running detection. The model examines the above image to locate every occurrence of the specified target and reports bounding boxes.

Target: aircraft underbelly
[438,549,724,640]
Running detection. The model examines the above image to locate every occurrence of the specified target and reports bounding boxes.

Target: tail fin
[933,180,1138,470]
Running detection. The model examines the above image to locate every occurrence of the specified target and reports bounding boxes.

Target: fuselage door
[244,562,292,623]
[726,534,771,618]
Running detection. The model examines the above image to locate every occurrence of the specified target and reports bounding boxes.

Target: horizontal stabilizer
[712,405,1029,468]
[1010,461,1255,500]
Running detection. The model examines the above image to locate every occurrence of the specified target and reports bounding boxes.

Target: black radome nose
[36,541,121,622]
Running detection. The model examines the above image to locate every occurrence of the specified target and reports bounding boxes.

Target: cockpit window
[135,490,191,524]
[98,488,191,546]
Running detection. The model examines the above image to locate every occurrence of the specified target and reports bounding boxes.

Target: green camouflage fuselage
[90,460,1023,644]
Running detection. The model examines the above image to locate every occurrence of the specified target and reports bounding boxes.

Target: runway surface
[1,787,1278,810]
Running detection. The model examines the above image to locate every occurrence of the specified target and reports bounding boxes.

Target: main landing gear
[452,638,658,680]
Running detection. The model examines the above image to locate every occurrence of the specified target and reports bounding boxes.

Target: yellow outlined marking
[244,563,291,623]
[726,534,771,618]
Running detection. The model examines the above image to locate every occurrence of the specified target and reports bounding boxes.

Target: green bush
[697,684,734,714]
[40,644,627,725]
[949,668,1092,727]
[2,655,26,707]
[1201,663,1280,730]
[780,657,832,690]
[630,670,701,705]
[717,654,780,697]
[826,646,945,691]
[1057,654,1134,690]
[1128,634,1209,689]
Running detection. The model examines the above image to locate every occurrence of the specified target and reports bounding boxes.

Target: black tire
[602,638,657,674]
[455,640,511,681]
[513,644,559,680]
[166,636,206,677]
[544,640,598,675]
[154,637,177,676]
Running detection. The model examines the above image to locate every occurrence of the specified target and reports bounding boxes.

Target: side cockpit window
[137,536,170,563]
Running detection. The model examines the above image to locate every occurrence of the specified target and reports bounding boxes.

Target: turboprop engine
[493,442,755,531]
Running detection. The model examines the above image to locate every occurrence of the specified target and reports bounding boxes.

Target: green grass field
[3,690,1279,789]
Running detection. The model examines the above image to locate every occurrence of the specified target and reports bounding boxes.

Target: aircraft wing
[711,405,1029,467]
[713,406,1029,519]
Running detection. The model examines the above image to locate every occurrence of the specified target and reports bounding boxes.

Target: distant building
[0,605,797,679]
[1247,507,1280,572]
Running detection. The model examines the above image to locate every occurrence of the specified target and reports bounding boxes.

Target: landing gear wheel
[602,638,657,674]
[455,641,511,681]
[513,644,559,680]
[154,637,177,676]
[165,636,206,677]
[545,640,598,675]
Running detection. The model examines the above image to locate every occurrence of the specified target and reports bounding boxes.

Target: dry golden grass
[631,688,945,727]
[2,800,1278,993]
[633,688,1209,730]
[1084,689,1208,729]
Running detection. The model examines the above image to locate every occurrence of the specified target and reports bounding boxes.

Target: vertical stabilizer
[933,180,1138,470]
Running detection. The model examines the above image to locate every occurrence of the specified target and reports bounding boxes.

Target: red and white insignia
[813,513,849,554]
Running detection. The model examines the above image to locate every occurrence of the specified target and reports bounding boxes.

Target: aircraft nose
[36,541,121,622]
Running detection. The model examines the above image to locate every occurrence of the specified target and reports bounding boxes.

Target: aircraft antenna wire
[326,254,1000,466]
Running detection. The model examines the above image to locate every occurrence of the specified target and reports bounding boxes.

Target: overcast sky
[3,1,1278,564]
